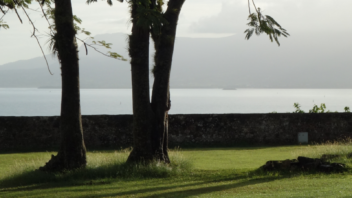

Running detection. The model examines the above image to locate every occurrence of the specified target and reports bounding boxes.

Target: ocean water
[0,88,352,116]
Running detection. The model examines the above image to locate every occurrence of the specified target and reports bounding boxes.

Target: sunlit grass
[0,148,192,188]
[291,139,352,165]
[1,144,352,198]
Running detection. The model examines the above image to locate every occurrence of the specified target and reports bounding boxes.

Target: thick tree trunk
[126,2,154,163]
[127,0,184,164]
[150,0,185,163]
[40,0,86,172]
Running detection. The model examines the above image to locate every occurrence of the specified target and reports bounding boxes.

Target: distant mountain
[0,32,351,88]
[0,33,131,89]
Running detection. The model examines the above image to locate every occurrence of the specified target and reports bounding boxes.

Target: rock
[303,162,321,170]
[260,156,347,173]
[260,161,278,171]
[281,159,293,169]
[297,157,322,170]
[261,159,298,171]
[298,156,322,164]
[317,163,345,173]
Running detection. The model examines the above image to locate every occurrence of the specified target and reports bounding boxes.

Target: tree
[40,0,87,172]
[125,0,155,162]
[87,0,185,163]
[148,0,185,163]
[128,0,289,163]
[88,0,287,164]
[127,0,187,163]
[2,0,125,172]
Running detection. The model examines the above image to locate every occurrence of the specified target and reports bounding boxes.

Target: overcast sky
[0,0,352,66]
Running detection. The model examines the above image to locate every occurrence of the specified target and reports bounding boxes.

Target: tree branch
[38,0,50,25]
[251,0,259,14]
[13,7,22,23]
[251,0,262,25]
[17,1,53,75]
[0,7,8,20]
[75,37,125,60]
[0,6,6,14]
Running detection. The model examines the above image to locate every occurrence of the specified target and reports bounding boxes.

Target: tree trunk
[127,0,185,164]
[150,0,185,163]
[40,0,86,172]
[126,2,154,163]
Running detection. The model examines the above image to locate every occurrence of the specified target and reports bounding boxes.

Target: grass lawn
[1,144,352,198]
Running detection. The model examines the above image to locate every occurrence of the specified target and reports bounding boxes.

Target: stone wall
[1,114,352,150]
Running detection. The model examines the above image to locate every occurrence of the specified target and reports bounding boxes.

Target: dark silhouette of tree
[40,0,87,172]
[126,0,155,162]
[126,0,186,163]
[148,0,185,163]
[2,0,126,172]
[87,0,185,164]
[87,0,288,164]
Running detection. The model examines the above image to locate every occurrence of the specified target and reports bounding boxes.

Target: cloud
[189,0,352,35]
[189,1,248,34]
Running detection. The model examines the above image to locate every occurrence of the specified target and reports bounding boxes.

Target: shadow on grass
[0,167,278,195]
[1,160,349,197]
[70,172,282,198]
[142,177,277,198]
[72,168,352,198]
[0,157,193,192]
[178,145,302,151]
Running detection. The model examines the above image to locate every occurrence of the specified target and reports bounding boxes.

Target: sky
[0,0,352,66]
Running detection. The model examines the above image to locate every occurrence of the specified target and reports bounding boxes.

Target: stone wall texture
[1,113,352,150]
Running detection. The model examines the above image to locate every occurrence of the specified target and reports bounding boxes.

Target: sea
[1,88,352,116]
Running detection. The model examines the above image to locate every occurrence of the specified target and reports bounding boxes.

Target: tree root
[39,153,86,173]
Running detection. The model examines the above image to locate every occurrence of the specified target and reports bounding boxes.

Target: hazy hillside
[0,32,351,88]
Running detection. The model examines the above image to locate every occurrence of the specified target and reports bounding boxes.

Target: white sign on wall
[298,132,309,144]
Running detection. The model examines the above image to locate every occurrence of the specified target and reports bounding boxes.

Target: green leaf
[73,15,82,24]
[244,8,290,46]
[0,19,9,29]
[244,29,254,40]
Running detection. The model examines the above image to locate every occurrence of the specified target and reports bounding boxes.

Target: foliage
[293,103,350,113]
[293,103,305,113]
[0,0,31,9]
[309,103,326,113]
[134,0,167,35]
[0,0,32,29]
[245,1,289,46]
[344,106,350,113]
[0,19,8,29]
[42,0,126,61]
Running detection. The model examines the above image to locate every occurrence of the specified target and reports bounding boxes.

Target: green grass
[1,144,352,198]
